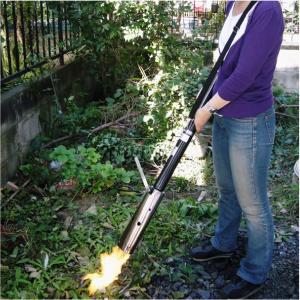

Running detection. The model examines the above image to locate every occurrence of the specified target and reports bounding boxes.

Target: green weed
[49,145,135,193]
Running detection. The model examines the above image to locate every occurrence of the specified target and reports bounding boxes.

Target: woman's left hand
[194,108,212,132]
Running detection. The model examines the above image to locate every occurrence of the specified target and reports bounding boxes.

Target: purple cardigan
[213,1,284,118]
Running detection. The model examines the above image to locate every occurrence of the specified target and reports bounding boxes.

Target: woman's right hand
[194,107,212,133]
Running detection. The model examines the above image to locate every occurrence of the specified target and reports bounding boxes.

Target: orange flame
[83,246,130,295]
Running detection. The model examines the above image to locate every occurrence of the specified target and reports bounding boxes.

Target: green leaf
[10,247,19,258]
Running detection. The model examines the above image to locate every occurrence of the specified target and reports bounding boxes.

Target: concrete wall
[1,59,99,184]
[273,47,299,92]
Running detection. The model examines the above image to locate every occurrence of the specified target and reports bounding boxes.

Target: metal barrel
[119,189,164,254]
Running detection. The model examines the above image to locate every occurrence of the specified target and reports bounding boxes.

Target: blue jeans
[211,106,276,284]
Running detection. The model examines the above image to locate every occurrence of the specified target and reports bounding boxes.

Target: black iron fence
[1,1,79,85]
[173,0,223,40]
[1,1,223,87]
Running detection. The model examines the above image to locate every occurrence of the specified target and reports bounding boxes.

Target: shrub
[49,145,134,193]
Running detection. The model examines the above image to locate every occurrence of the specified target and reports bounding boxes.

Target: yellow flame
[83,246,130,295]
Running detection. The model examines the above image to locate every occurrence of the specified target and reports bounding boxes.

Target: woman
[190,1,284,298]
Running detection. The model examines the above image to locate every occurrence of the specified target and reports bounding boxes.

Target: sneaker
[221,275,263,299]
[190,240,234,262]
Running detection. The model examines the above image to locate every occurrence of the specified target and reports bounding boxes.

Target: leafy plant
[272,183,299,222]
[88,132,154,165]
[67,1,175,96]
[270,87,299,180]
[51,98,105,135]
[49,145,134,193]
[283,5,299,34]
[135,51,209,141]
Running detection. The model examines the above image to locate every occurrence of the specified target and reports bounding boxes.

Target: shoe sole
[241,284,264,299]
[192,253,233,262]
[220,283,264,299]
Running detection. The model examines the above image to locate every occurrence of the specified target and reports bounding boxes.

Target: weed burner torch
[118,2,257,255]
[119,78,213,254]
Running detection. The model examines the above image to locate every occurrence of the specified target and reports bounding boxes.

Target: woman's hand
[194,93,230,132]
[194,107,212,132]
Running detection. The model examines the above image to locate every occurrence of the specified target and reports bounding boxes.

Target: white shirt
[218,2,258,53]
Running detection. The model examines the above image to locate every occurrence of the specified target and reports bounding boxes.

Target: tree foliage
[67,1,176,95]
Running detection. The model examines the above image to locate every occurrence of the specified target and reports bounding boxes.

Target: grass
[1,184,218,298]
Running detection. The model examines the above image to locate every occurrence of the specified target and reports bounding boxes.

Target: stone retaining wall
[1,59,98,184]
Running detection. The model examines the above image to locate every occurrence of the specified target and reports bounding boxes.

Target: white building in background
[280,0,297,12]
[178,0,299,40]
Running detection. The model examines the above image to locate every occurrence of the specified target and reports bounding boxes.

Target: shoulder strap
[221,1,257,61]
[189,1,257,118]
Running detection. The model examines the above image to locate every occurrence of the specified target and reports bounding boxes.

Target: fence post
[34,2,40,57]
[64,2,68,48]
[3,1,12,75]
[52,6,57,55]
[20,2,27,68]
[12,2,20,72]
[40,1,46,57]
[27,6,34,57]
[193,0,196,30]
[46,3,51,57]
[57,2,64,65]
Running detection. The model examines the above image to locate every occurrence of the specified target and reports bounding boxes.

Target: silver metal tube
[119,189,163,254]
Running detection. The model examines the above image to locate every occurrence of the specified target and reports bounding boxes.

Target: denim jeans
[211,106,276,284]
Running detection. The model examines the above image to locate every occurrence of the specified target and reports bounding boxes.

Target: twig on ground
[280,104,299,108]
[6,182,19,191]
[33,185,46,197]
[42,134,75,149]
[71,188,83,202]
[275,112,297,119]
[141,245,166,269]
[5,179,31,204]
[119,280,132,295]
[90,112,138,134]
[142,161,161,170]
[140,289,152,299]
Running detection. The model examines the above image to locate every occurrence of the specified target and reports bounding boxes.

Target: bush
[49,145,134,193]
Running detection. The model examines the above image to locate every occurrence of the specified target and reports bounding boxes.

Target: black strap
[189,1,257,118]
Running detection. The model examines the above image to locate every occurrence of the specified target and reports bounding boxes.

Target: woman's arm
[194,93,230,132]
[194,3,283,132]
[218,5,284,102]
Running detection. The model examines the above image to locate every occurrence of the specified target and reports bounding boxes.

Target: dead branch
[42,112,138,149]
[279,104,299,108]
[33,185,46,197]
[90,112,138,133]
[275,112,298,119]
[42,134,75,149]
[5,179,31,203]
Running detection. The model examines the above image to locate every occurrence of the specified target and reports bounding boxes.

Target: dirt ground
[146,229,299,299]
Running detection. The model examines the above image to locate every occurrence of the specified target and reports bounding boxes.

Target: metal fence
[281,0,299,47]
[174,0,222,39]
[1,1,297,87]
[1,1,222,87]
[1,1,79,85]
